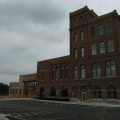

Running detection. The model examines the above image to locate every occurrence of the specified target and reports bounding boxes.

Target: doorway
[81,92,87,101]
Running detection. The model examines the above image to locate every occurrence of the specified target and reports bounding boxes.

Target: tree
[0,83,9,95]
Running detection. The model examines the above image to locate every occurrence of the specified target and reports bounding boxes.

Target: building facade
[36,6,120,102]
[22,73,36,98]
[9,81,23,98]
[9,73,36,98]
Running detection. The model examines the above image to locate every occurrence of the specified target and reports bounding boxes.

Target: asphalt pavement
[0,98,120,120]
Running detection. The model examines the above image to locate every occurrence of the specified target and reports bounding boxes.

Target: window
[19,89,22,95]
[92,62,101,77]
[98,24,104,35]
[41,73,44,81]
[80,47,84,57]
[10,89,12,94]
[64,65,68,80]
[50,87,56,96]
[106,60,116,76]
[55,67,59,80]
[108,40,114,52]
[73,65,78,80]
[61,86,68,97]
[107,86,117,99]
[74,33,77,42]
[80,31,84,40]
[16,89,18,94]
[74,49,78,58]
[72,87,78,98]
[13,89,15,94]
[74,18,77,27]
[90,26,95,37]
[80,64,85,79]
[52,67,55,80]
[60,66,64,79]
[91,44,96,55]
[100,42,105,54]
[93,86,101,98]
[40,87,45,97]
[80,16,83,25]
[106,21,112,33]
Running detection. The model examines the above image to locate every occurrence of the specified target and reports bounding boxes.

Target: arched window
[60,66,64,80]
[80,47,84,57]
[99,42,105,54]
[93,86,101,98]
[72,87,78,98]
[41,73,44,81]
[91,44,96,55]
[108,40,114,52]
[51,67,55,80]
[74,49,78,58]
[80,16,83,25]
[98,24,104,35]
[90,26,95,37]
[107,86,117,99]
[80,31,84,40]
[106,60,116,76]
[40,87,45,97]
[55,67,59,80]
[106,21,112,33]
[74,33,77,42]
[73,65,78,80]
[64,65,68,80]
[50,87,56,96]
[74,18,77,27]
[92,62,101,77]
[61,86,68,97]
[80,64,85,79]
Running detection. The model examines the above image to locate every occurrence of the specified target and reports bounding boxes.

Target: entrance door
[81,92,87,101]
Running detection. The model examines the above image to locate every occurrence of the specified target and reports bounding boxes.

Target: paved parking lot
[0,99,120,120]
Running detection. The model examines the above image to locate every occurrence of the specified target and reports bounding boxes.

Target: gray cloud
[0,0,66,26]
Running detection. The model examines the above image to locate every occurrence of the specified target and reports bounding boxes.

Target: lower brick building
[9,81,24,98]
[36,6,120,102]
[36,56,120,102]
[9,73,36,98]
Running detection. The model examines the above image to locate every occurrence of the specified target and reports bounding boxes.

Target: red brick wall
[36,7,120,100]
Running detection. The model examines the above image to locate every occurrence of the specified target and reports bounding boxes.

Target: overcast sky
[0,0,120,84]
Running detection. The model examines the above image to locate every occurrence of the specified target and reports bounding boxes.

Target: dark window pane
[90,26,95,37]
[98,24,104,35]
[106,21,112,33]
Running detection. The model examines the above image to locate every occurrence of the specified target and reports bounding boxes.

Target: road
[0,99,120,120]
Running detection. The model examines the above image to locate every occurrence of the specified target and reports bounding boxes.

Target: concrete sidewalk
[0,114,9,120]
[1,97,120,108]
[35,99,120,107]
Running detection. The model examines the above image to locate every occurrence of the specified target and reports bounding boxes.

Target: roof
[69,5,98,18]
[37,55,70,67]
[88,10,118,23]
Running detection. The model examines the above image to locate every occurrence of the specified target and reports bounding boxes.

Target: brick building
[9,81,23,98]
[9,73,36,98]
[36,6,120,102]
[22,73,36,98]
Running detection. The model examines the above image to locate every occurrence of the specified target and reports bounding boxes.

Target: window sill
[73,79,79,80]
[105,76,116,78]
[90,77,102,79]
[80,78,86,80]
